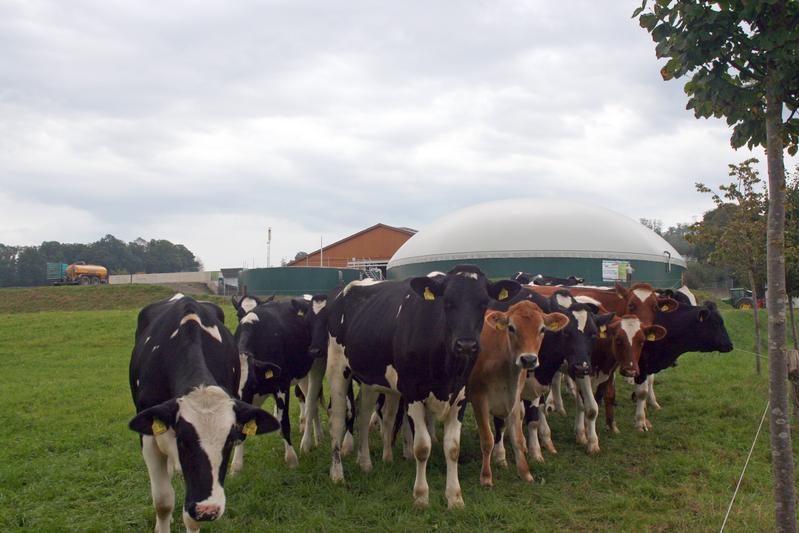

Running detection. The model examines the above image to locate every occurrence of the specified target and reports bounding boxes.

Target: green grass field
[0,286,797,532]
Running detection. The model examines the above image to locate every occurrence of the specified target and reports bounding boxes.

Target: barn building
[386,198,686,287]
[286,223,416,273]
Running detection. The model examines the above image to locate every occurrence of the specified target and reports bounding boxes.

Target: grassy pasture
[0,287,797,532]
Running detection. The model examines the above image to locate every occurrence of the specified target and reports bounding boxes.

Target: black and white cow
[129,294,278,533]
[323,265,520,508]
[233,298,321,471]
[512,272,585,286]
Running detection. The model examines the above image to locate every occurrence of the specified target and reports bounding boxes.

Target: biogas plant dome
[387,198,686,287]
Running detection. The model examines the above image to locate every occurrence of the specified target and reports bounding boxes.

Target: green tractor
[724,287,757,309]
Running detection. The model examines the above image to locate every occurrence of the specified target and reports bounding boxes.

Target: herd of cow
[128,266,733,532]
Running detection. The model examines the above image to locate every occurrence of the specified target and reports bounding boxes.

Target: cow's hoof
[480,476,493,488]
[413,494,429,509]
[358,458,373,473]
[649,401,662,411]
[330,463,344,483]
[544,442,557,454]
[285,449,299,468]
[382,451,394,464]
[635,422,650,433]
[576,434,588,446]
[587,443,601,456]
[557,407,567,417]
[530,452,545,464]
[403,447,414,460]
[229,463,243,476]
[607,423,620,434]
[645,420,654,431]
[447,495,464,509]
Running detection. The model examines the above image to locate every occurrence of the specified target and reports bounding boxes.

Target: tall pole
[320,236,323,267]
[267,227,272,268]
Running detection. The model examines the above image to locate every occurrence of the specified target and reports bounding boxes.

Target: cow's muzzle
[516,354,538,369]
[620,364,639,378]
[570,360,591,378]
[189,502,223,522]
[308,347,324,358]
[454,339,479,357]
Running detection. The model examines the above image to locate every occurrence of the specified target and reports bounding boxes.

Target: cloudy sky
[1,1,795,270]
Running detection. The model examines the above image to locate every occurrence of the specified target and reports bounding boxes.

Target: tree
[0,244,18,287]
[639,218,663,235]
[689,159,767,372]
[636,1,799,529]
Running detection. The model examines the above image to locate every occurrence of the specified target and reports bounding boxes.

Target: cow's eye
[628,302,636,311]
[507,324,516,334]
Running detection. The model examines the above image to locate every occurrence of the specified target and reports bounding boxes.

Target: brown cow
[467,301,568,487]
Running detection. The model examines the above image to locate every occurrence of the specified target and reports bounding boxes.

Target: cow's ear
[488,280,521,302]
[129,399,178,435]
[253,360,281,383]
[614,283,628,299]
[644,325,667,342]
[410,277,444,301]
[656,297,679,313]
[599,315,621,338]
[697,308,711,323]
[234,401,280,436]
[290,299,310,317]
[544,312,570,333]
[266,294,276,302]
[485,311,509,331]
[231,296,241,312]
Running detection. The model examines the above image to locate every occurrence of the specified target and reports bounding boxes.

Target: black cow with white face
[129,294,278,533]
[628,300,732,431]
[232,298,318,471]
[323,265,520,509]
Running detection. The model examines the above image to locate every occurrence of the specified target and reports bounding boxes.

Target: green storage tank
[387,199,686,288]
[238,267,362,296]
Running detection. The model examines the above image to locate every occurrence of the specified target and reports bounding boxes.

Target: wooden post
[789,294,798,350]
[748,270,762,375]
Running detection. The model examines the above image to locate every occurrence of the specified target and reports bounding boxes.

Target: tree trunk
[789,294,798,350]
[749,269,762,375]
[765,73,797,533]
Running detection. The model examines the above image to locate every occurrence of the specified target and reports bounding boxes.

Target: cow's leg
[634,381,652,432]
[473,396,494,487]
[427,410,438,444]
[646,374,661,410]
[507,403,533,483]
[300,357,325,453]
[407,401,431,508]
[546,371,567,416]
[524,399,544,463]
[142,435,174,533]
[564,374,577,398]
[577,376,600,455]
[537,397,557,455]
[275,385,298,468]
[380,393,401,463]
[327,339,351,482]
[370,394,385,433]
[443,392,466,509]
[573,379,587,445]
[356,384,379,472]
[401,411,414,460]
[604,374,620,434]
[341,380,356,457]
[491,416,508,467]
[296,377,308,434]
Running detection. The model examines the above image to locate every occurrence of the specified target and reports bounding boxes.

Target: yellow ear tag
[264,370,274,380]
[242,420,257,437]
[549,322,560,331]
[423,287,435,301]
[495,321,507,331]
[152,420,167,436]
[660,305,669,311]
[599,326,607,339]
[297,310,305,317]
[498,288,509,301]
[646,333,656,341]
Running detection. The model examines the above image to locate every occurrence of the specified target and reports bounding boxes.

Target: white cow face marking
[572,310,588,333]
[170,293,185,301]
[632,289,652,303]
[555,294,573,309]
[456,271,479,280]
[574,295,602,308]
[180,313,222,343]
[312,299,327,315]
[240,312,259,325]
[240,297,258,313]
[619,317,642,346]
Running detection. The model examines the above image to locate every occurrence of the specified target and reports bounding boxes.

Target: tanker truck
[47,262,109,285]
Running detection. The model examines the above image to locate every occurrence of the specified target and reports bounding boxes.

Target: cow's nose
[454,339,479,356]
[620,366,638,378]
[194,503,222,521]
[517,354,538,369]
[309,347,323,358]
[571,361,590,377]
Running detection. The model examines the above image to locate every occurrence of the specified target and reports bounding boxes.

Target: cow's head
[485,300,569,370]
[615,283,679,325]
[410,265,521,377]
[670,301,733,353]
[548,291,611,378]
[306,294,330,358]
[238,353,282,403]
[603,314,667,377]
[129,386,279,525]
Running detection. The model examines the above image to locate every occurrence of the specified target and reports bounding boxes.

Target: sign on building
[602,260,633,282]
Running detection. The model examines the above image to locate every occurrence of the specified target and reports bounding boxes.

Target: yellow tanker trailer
[47,262,109,285]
